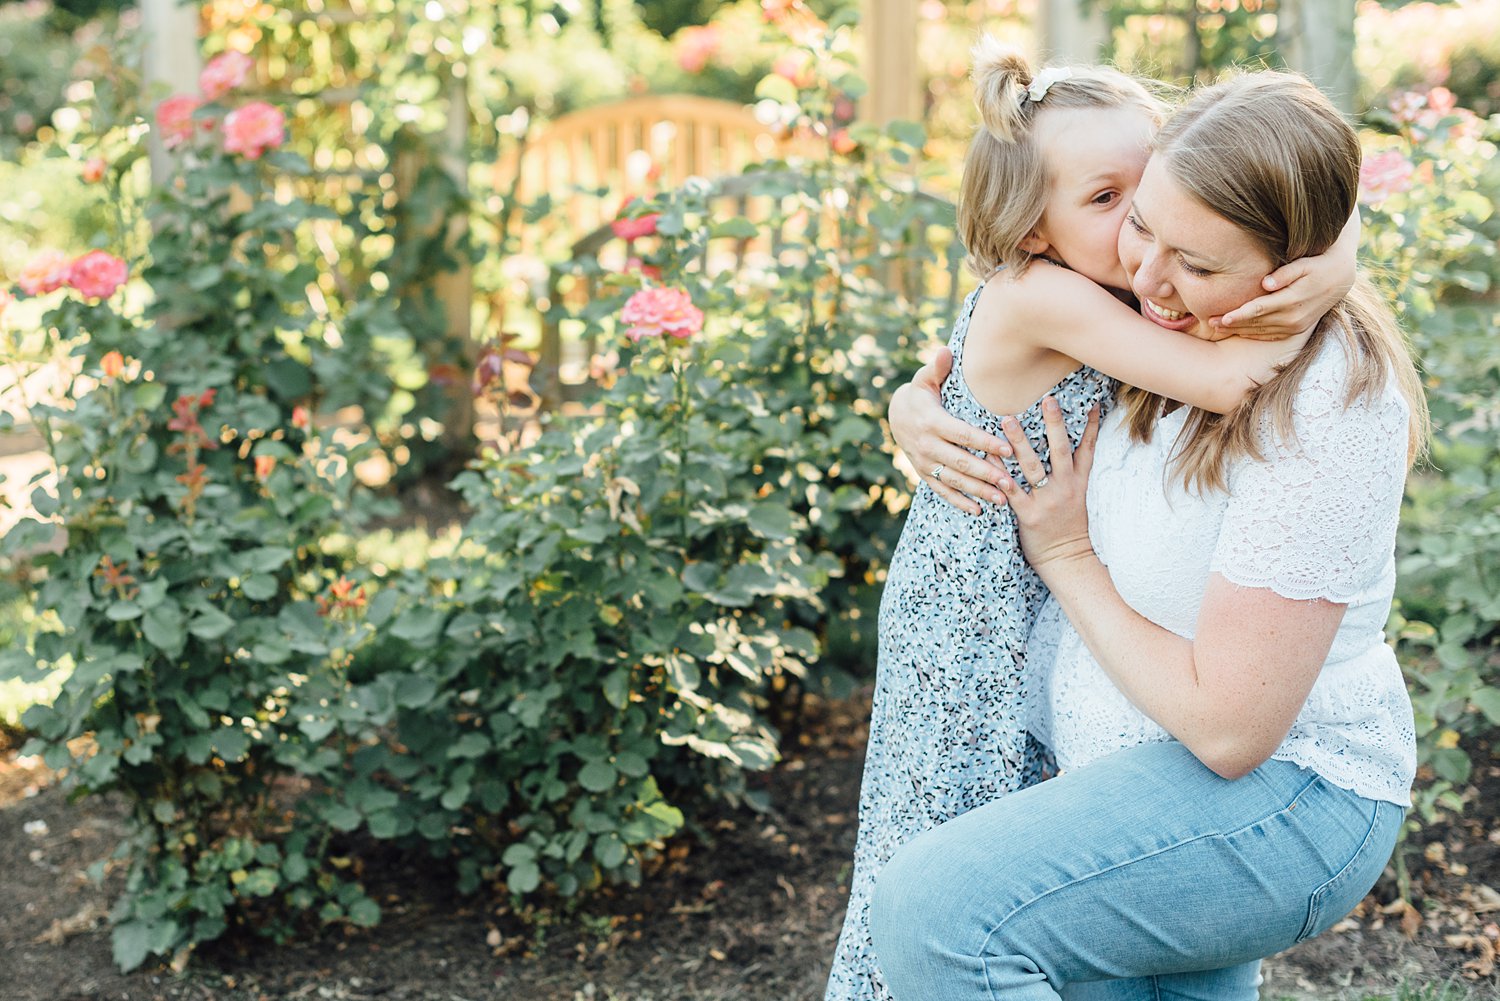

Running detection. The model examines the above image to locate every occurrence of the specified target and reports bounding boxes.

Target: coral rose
[675,25,722,74]
[253,454,276,480]
[1359,150,1415,207]
[82,157,107,183]
[611,198,661,240]
[156,95,203,150]
[830,129,857,155]
[223,101,285,160]
[200,50,254,102]
[67,250,130,301]
[620,286,703,343]
[100,350,125,379]
[18,249,72,296]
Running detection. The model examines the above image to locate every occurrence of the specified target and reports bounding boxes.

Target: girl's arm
[1006,265,1309,415]
[1211,210,1362,336]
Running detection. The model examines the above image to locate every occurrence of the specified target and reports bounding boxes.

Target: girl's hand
[996,397,1101,573]
[889,347,1012,516]
[1208,210,1360,340]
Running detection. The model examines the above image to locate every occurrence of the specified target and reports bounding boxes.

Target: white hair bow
[1025,67,1075,104]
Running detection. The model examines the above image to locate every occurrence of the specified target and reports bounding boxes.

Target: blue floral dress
[825,281,1116,1001]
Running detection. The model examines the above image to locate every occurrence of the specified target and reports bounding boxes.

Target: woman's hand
[1208,211,1360,339]
[889,347,1012,516]
[996,397,1101,574]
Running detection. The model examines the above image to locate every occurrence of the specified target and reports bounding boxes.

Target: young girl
[824,39,1354,1001]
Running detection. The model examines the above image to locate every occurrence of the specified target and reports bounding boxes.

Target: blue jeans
[869,741,1402,1001]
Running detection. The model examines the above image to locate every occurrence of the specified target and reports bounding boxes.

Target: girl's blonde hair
[959,35,1166,279]
[1117,71,1430,490]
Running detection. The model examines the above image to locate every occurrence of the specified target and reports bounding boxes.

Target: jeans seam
[976,769,1322,997]
[1294,799,1386,943]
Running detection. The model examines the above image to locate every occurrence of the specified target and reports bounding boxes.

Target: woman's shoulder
[1254,331,1409,460]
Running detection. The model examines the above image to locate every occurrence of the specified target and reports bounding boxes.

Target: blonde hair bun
[971,34,1033,143]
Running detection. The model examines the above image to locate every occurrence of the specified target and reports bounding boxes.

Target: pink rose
[200,50,254,102]
[612,212,661,241]
[620,287,703,343]
[156,94,203,150]
[66,251,130,301]
[223,101,285,160]
[82,157,107,183]
[674,25,722,74]
[0,287,13,321]
[18,249,72,296]
[773,50,815,89]
[1359,150,1415,207]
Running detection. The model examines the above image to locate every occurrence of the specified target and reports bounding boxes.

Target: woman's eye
[1179,258,1212,278]
[1125,214,1147,234]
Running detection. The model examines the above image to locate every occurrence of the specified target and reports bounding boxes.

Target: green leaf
[507,860,541,894]
[323,803,362,831]
[212,727,250,762]
[886,119,926,149]
[188,606,236,640]
[112,920,153,972]
[106,600,142,622]
[390,606,444,644]
[240,573,278,601]
[142,604,186,656]
[1471,688,1500,726]
[594,834,627,869]
[578,760,617,793]
[394,674,438,709]
[240,867,280,897]
[747,502,794,540]
[755,74,799,105]
[347,897,381,927]
[711,218,758,239]
[602,669,630,710]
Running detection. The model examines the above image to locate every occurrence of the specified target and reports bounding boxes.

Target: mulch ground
[2,700,1497,1001]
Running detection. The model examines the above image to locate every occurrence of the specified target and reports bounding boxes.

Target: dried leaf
[1472,884,1500,914]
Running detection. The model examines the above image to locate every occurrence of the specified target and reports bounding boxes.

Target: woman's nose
[1137,247,1173,299]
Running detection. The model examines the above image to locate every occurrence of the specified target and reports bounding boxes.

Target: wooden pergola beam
[140,0,203,184]
[861,0,922,125]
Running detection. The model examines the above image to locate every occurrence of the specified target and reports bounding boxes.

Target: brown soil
[1,702,1497,1001]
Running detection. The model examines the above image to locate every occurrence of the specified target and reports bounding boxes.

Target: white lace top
[1029,335,1416,806]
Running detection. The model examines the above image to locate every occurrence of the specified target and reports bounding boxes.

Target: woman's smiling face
[1118,155,1278,339]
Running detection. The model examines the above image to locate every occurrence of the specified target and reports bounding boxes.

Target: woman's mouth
[1141,297,1195,331]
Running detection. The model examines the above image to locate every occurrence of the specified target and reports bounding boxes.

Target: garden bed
[1,701,1495,1001]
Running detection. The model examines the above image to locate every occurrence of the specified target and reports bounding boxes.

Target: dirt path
[1,703,1495,1001]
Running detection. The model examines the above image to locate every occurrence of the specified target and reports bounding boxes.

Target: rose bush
[1360,88,1500,875]
[325,6,961,905]
[1,52,397,971]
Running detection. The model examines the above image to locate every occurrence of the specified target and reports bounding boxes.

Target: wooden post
[1277,0,1359,114]
[140,0,202,185]
[1037,0,1111,64]
[436,69,475,453]
[861,0,922,125]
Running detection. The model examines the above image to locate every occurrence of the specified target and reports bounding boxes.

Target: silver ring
[930,464,945,483]
[1034,475,1049,489]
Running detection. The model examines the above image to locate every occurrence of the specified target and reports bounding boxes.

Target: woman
[822,43,1349,1001]
[869,71,1428,1000]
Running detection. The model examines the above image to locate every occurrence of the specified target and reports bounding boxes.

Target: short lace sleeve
[1210,343,1410,603]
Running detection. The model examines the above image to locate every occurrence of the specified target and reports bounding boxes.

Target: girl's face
[1118,155,1277,340]
[1024,105,1157,291]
